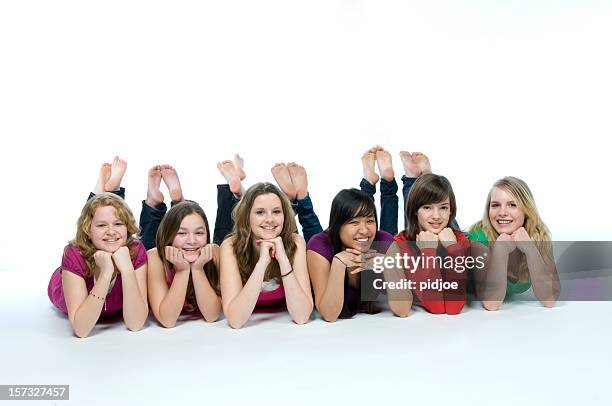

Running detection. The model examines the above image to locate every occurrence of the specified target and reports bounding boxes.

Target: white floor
[1,269,611,406]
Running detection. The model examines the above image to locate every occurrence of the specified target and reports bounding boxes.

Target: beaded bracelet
[90,292,105,302]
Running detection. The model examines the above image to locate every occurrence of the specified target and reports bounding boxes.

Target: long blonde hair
[229,182,298,284]
[70,193,140,278]
[470,176,552,282]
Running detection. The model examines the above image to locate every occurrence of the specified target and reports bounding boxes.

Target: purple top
[48,241,148,316]
[306,230,394,317]
[306,230,394,261]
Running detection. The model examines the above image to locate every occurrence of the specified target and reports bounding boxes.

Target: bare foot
[399,151,421,178]
[145,165,164,208]
[217,160,243,197]
[271,163,296,201]
[104,156,127,192]
[234,154,246,181]
[287,162,308,200]
[161,165,183,203]
[361,150,379,186]
[375,148,394,182]
[413,152,432,175]
[94,163,111,194]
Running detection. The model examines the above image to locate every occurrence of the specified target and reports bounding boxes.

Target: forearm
[278,259,312,324]
[413,249,444,314]
[191,268,222,322]
[526,250,560,307]
[225,264,266,329]
[120,270,148,331]
[317,259,347,322]
[71,274,112,338]
[382,268,412,317]
[157,270,190,328]
[480,246,509,310]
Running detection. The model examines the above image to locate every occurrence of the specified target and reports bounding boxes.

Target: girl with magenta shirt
[141,164,222,327]
[48,157,148,338]
[220,182,314,329]
[468,176,560,310]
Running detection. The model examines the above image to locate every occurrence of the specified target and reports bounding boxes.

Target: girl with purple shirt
[48,157,148,338]
[307,189,411,321]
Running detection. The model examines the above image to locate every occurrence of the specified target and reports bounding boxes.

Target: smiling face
[417,197,451,234]
[249,193,284,240]
[90,205,128,253]
[172,213,208,263]
[489,187,525,234]
[339,215,377,250]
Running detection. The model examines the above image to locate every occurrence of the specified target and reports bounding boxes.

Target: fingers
[350,267,364,275]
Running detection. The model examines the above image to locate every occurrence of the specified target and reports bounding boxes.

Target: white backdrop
[1,0,610,274]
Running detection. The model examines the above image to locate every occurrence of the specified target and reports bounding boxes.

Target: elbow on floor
[482,301,502,311]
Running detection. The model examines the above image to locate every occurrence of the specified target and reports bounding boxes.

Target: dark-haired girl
[394,174,470,315]
[307,189,411,322]
[140,165,222,327]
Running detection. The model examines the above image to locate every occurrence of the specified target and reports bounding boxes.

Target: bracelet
[333,255,349,267]
[280,268,294,278]
[90,292,105,302]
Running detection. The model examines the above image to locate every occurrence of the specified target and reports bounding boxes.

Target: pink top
[164,266,285,311]
[47,241,148,316]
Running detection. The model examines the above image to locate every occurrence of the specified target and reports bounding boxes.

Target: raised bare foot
[287,162,308,200]
[361,149,379,186]
[271,163,296,201]
[413,152,432,175]
[104,156,127,192]
[161,164,184,203]
[94,163,111,194]
[145,165,164,208]
[217,160,243,197]
[375,148,395,182]
[234,154,246,181]
[399,151,421,178]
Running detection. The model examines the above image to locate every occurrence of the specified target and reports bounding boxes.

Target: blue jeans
[211,184,323,244]
[139,184,324,250]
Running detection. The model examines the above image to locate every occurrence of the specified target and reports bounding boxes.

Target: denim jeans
[139,184,324,250]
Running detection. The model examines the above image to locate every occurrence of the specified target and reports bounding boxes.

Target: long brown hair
[229,182,298,284]
[404,174,459,241]
[156,201,220,305]
[71,193,140,278]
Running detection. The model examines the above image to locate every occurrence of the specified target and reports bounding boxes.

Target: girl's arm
[525,249,560,307]
[277,235,313,324]
[62,270,112,338]
[191,244,223,322]
[410,233,445,314]
[479,236,514,311]
[147,249,190,328]
[220,237,266,329]
[307,250,352,322]
[381,242,412,317]
[113,247,148,331]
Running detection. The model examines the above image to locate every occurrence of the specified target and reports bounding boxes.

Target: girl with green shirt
[468,176,560,310]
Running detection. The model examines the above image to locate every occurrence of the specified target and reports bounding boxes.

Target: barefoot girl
[219,182,314,329]
[307,188,411,321]
[140,165,222,327]
[48,157,148,337]
[468,177,560,310]
[394,174,470,315]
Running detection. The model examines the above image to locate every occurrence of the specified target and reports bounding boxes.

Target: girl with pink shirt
[47,157,148,338]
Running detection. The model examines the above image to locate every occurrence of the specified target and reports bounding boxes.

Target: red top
[394,230,469,315]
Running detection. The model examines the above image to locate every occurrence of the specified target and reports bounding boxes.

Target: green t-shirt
[467,227,531,295]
